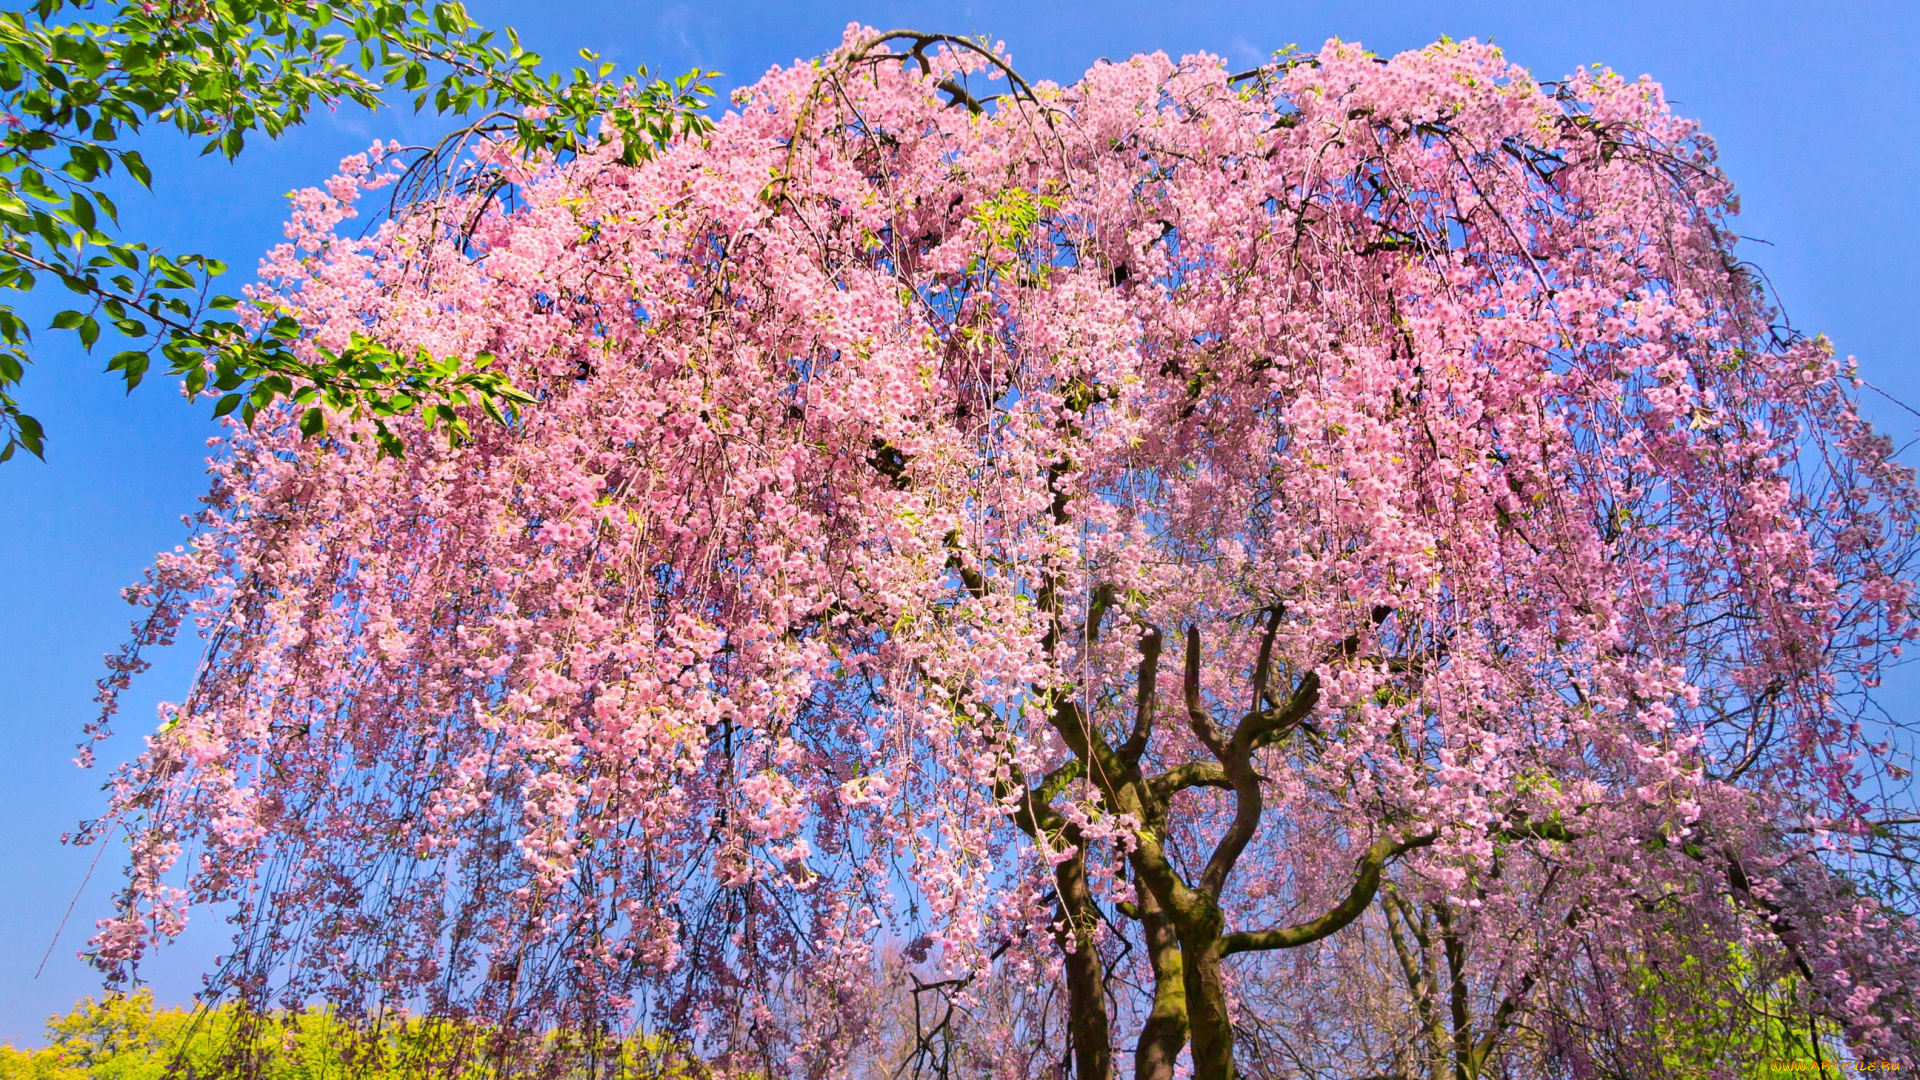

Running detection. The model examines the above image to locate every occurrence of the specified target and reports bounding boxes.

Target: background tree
[0,0,712,460]
[78,27,1920,1078]
[0,990,706,1077]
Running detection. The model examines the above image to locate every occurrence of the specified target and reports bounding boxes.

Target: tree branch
[1148,761,1233,799]
[1219,832,1436,955]
[1233,671,1321,754]
[1249,605,1283,714]
[1119,625,1163,766]
[1182,626,1228,756]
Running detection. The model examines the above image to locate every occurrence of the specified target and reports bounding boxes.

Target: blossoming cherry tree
[84,28,1920,1079]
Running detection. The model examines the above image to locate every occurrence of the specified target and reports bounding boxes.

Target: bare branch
[1119,626,1164,766]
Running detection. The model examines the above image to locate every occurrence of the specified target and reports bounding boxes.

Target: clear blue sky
[1,0,1915,1045]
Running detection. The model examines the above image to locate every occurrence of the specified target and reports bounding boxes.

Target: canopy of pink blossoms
[84,28,1918,1075]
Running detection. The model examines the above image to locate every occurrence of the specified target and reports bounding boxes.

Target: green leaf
[107,349,148,388]
[14,411,44,457]
[121,150,151,188]
[373,419,404,460]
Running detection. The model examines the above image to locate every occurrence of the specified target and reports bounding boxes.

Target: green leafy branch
[0,0,714,461]
[219,328,539,460]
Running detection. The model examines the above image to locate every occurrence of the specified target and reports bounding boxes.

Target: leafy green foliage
[202,326,540,459]
[0,991,705,1078]
[0,0,715,461]
[1574,941,1858,1079]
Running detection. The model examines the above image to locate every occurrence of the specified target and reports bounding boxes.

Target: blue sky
[0,0,1915,1045]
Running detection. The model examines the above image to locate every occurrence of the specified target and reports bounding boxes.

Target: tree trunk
[1177,914,1236,1080]
[1437,902,1474,1080]
[1133,887,1188,1080]
[1054,848,1114,1080]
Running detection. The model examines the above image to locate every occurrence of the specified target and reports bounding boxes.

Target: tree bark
[1133,886,1188,1080]
[1175,899,1236,1080]
[1436,902,1473,1080]
[1382,890,1449,1080]
[1053,845,1114,1080]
